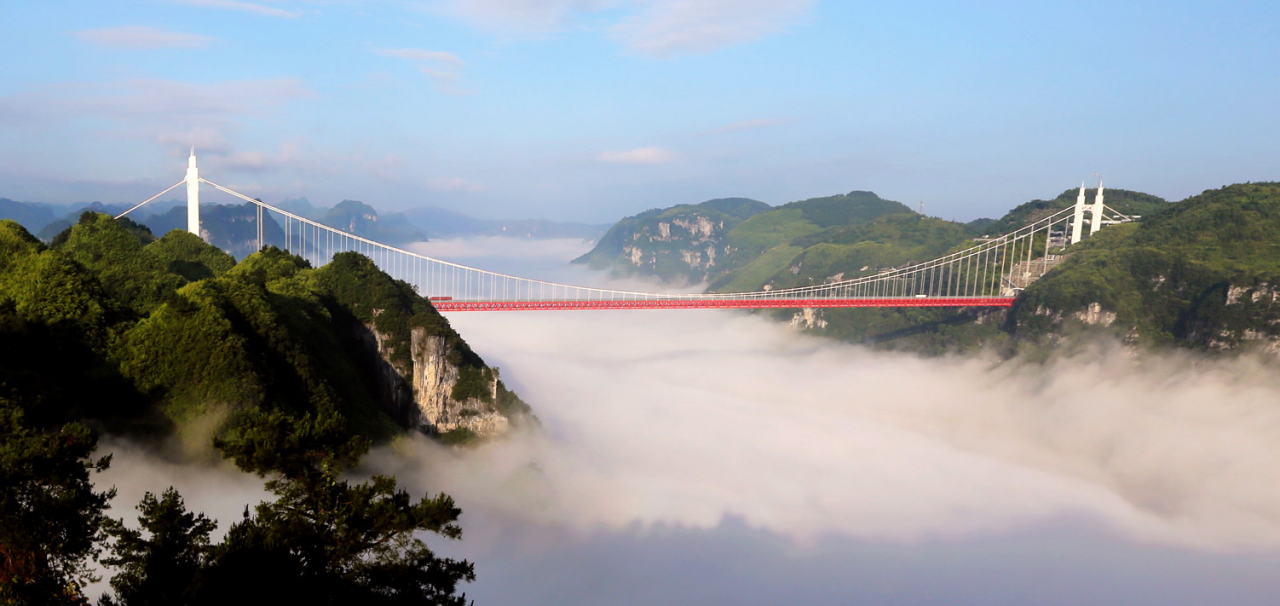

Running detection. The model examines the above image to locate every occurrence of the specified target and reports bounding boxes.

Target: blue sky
[0,0,1276,222]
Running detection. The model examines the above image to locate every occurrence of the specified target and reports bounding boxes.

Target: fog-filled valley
[91,237,1280,605]
[9,2,1280,602]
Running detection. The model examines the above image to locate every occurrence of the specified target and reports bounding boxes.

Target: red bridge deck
[432,297,1015,312]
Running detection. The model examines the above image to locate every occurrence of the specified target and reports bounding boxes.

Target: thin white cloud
[373,48,465,69]
[699,117,796,136]
[173,0,300,18]
[0,78,312,159]
[218,149,279,172]
[74,26,215,50]
[438,0,607,33]
[68,78,311,120]
[373,47,472,95]
[599,146,680,165]
[613,0,815,56]
[433,0,813,55]
[196,142,409,193]
[420,67,460,83]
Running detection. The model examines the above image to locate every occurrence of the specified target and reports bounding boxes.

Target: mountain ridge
[0,213,533,444]
[575,183,1280,355]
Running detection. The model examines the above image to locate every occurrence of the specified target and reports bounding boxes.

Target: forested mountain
[580,184,1280,355]
[0,214,529,603]
[706,191,926,292]
[705,187,1165,295]
[572,191,924,286]
[0,213,532,442]
[320,200,426,245]
[980,187,1169,236]
[572,196,772,284]
[807,184,1279,354]
[1006,182,1280,351]
[2,196,608,260]
[277,196,324,219]
[0,198,59,233]
[143,202,283,259]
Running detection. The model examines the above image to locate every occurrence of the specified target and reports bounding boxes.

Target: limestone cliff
[573,197,770,284]
[407,328,512,435]
[356,319,524,438]
[310,251,532,441]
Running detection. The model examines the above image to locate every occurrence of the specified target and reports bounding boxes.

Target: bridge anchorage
[117,151,1131,312]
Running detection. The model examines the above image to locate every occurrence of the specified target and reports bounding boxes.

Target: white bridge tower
[1070,182,1087,245]
[1069,177,1106,245]
[1090,178,1105,237]
[186,147,200,237]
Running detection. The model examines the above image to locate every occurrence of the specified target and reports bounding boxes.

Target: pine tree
[100,488,216,606]
[201,410,475,605]
[0,398,114,605]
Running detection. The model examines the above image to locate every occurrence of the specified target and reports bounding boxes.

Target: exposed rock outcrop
[354,319,517,438]
[408,328,510,436]
[1073,302,1116,326]
[789,308,827,330]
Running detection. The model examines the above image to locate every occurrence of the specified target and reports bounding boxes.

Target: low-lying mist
[398,238,1280,551]
[380,310,1280,551]
[93,238,1280,604]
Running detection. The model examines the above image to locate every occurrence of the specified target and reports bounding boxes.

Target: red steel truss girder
[431,297,1015,312]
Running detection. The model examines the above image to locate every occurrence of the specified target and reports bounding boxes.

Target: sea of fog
[98,237,1280,605]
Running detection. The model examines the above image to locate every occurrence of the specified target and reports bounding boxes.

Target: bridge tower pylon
[1089,178,1105,237]
[186,147,200,237]
[1070,182,1087,245]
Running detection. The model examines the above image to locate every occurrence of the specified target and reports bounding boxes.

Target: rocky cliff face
[408,328,511,435]
[573,197,770,284]
[356,319,515,438]
[1203,282,1280,352]
[1012,279,1280,355]
[617,212,731,281]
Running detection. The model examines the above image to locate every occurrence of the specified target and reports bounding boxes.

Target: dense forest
[577,183,1280,355]
[0,213,530,604]
[803,183,1280,354]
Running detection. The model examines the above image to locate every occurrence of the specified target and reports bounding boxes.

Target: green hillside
[579,182,1280,355]
[572,196,772,283]
[1007,182,1280,350]
[0,215,497,605]
[0,213,530,444]
[787,183,1280,354]
[574,190,914,287]
[710,207,956,293]
[983,187,1168,236]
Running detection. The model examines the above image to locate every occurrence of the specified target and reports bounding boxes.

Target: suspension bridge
[118,150,1131,312]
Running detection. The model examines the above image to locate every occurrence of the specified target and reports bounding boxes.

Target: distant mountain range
[0,196,607,259]
[277,197,608,241]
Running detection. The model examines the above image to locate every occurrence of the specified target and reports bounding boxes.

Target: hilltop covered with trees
[1005,182,1280,352]
[573,197,772,284]
[0,214,530,603]
[578,183,1280,355]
